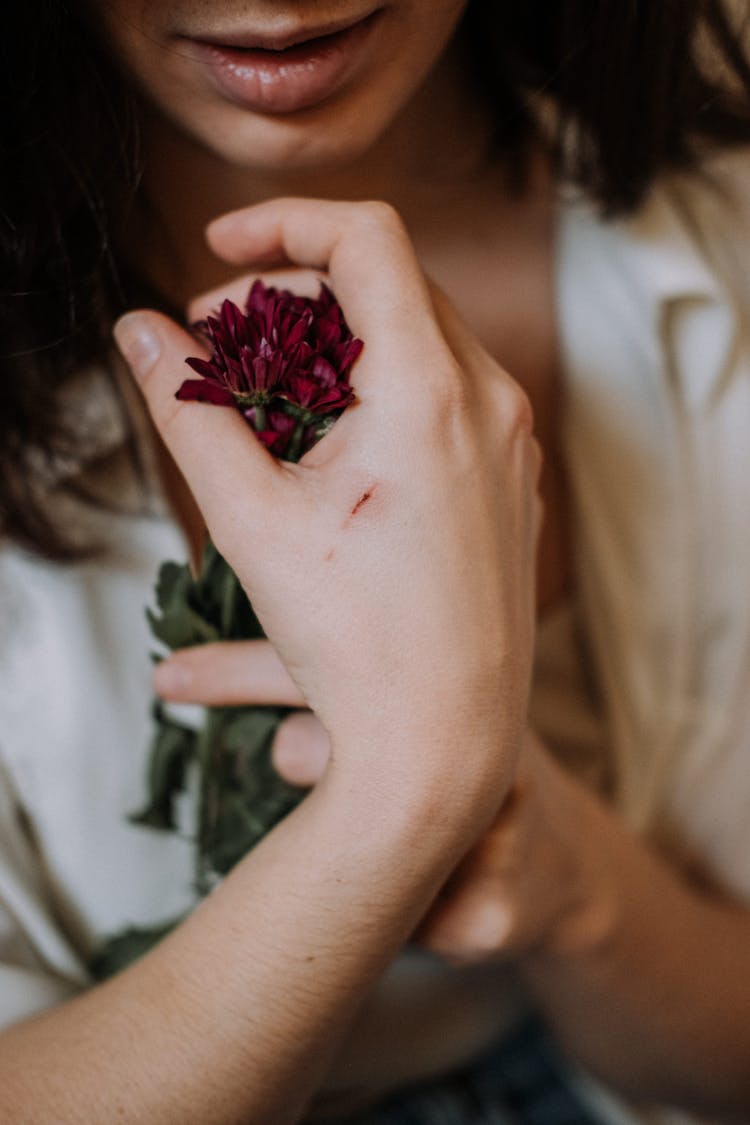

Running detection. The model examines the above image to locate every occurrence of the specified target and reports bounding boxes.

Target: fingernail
[154,659,192,696]
[114,313,161,382]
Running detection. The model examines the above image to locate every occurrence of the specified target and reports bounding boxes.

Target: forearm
[88,194,536,1125]
[522,781,750,1116]
[0,757,489,1125]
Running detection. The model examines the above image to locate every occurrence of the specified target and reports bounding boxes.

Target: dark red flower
[179,281,362,461]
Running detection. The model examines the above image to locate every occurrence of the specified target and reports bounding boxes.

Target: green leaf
[219,560,241,637]
[137,541,306,898]
[147,557,222,650]
[153,560,189,613]
[129,705,197,830]
[89,917,184,980]
[205,784,302,876]
[221,708,285,754]
[194,703,305,877]
[146,603,221,650]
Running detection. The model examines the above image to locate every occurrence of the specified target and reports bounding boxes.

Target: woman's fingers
[153,637,331,786]
[271,711,332,787]
[418,877,515,964]
[152,639,331,787]
[114,309,289,559]
[153,637,331,785]
[416,790,523,963]
[154,640,306,707]
[187,269,329,326]
[416,734,603,963]
[116,198,539,820]
[206,199,438,367]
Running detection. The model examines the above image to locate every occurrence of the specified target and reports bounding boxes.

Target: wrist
[325,718,522,855]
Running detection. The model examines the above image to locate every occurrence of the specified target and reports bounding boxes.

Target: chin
[178,98,392,174]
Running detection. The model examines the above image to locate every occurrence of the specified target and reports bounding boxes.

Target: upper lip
[189,8,379,52]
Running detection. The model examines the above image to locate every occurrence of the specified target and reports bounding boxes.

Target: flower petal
[176,379,236,405]
[188,281,362,459]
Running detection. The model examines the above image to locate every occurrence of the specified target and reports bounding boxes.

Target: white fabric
[557,149,750,1125]
[559,149,750,897]
[0,508,197,1012]
[1,149,750,1121]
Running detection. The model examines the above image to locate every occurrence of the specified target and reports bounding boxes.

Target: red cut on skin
[350,490,373,517]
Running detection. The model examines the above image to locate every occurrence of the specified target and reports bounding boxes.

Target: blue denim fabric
[317,1020,603,1125]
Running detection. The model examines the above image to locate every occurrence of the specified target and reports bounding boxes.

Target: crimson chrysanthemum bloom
[178,280,362,461]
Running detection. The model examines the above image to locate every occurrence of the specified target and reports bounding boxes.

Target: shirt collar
[614,176,739,413]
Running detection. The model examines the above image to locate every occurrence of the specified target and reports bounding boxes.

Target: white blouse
[1,149,750,1124]
[560,149,750,897]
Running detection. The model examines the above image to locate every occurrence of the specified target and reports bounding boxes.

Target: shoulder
[558,145,750,290]
[557,146,750,414]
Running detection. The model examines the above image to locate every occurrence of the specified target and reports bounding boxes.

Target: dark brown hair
[2,0,750,557]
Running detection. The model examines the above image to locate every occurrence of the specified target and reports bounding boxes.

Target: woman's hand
[116,197,542,833]
[152,632,609,962]
[156,640,611,962]
[154,639,332,787]
[417,731,616,962]
[116,200,750,1117]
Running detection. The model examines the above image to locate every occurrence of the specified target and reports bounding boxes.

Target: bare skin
[136,112,567,614]
[0,199,541,1125]
[14,1,750,1119]
[130,16,750,1118]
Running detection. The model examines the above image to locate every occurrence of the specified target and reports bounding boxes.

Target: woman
[2,1,750,1122]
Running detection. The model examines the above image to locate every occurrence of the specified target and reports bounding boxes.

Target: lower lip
[189,12,382,115]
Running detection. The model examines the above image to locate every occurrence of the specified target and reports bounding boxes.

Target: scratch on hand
[350,489,373,518]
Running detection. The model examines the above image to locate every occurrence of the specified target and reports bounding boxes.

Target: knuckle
[359,199,403,229]
[426,357,474,425]
[494,379,535,439]
[353,200,408,244]
[510,387,536,436]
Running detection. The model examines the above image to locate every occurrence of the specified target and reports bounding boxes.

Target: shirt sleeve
[0,754,87,1029]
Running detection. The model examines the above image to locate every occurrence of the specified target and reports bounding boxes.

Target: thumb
[272,711,332,787]
[114,309,287,561]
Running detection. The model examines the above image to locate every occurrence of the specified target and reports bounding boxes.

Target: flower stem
[195,707,224,896]
[286,419,306,463]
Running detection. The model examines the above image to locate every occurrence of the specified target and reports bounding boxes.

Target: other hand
[418,730,616,962]
[154,644,611,962]
[153,639,331,788]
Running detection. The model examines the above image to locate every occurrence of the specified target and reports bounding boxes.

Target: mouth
[185,9,384,115]
[194,9,381,54]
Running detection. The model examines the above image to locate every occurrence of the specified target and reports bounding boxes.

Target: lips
[186,9,383,115]
[197,9,379,53]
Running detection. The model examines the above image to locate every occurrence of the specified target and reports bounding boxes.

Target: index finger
[154,640,307,707]
[187,268,329,325]
[206,198,437,346]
